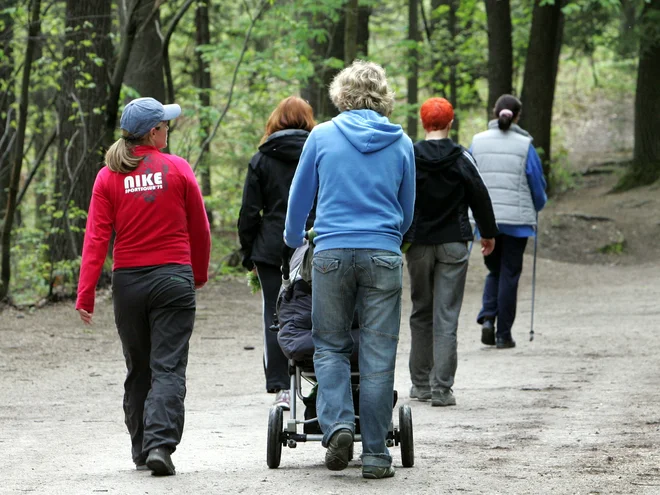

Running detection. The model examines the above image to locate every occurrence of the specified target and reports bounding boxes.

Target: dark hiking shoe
[410,386,431,401]
[431,388,456,407]
[496,337,516,349]
[325,429,353,471]
[146,447,176,476]
[362,465,396,479]
[135,463,149,471]
[481,319,496,346]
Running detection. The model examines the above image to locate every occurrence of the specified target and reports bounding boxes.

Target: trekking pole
[530,217,538,342]
[468,225,479,256]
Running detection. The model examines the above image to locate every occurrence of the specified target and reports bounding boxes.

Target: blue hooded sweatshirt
[284,109,416,255]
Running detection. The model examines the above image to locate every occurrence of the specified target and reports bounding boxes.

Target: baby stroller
[266,241,414,469]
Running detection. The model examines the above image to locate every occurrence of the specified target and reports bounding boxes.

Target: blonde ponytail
[105,134,146,173]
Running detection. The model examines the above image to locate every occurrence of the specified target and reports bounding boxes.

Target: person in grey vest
[403,97,498,407]
[469,94,547,349]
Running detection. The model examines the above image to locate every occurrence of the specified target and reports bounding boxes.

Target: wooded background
[0,0,658,305]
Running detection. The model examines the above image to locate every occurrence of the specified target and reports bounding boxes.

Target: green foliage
[10,227,51,306]
[246,271,261,294]
[598,239,626,254]
[547,145,578,194]
[0,0,650,306]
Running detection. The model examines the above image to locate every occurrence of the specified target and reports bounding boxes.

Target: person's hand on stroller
[305,229,317,246]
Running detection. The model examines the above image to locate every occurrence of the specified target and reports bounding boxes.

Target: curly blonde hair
[329,60,395,117]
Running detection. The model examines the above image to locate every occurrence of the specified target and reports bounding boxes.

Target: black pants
[255,262,289,392]
[112,264,196,464]
[477,234,528,339]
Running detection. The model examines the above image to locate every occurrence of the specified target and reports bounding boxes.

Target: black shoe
[363,465,396,479]
[325,428,353,471]
[481,319,495,346]
[496,337,516,349]
[146,447,175,476]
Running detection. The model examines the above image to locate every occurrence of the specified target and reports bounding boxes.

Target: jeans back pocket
[371,255,403,269]
[312,257,339,274]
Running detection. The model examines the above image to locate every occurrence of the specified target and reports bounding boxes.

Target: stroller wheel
[399,404,414,467]
[267,405,284,468]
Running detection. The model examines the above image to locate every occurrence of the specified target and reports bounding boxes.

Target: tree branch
[1,0,41,300]
[192,0,269,172]
[162,0,195,104]
[419,1,432,43]
[0,63,23,111]
[106,0,147,140]
[15,128,56,208]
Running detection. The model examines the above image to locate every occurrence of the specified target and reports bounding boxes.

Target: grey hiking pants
[406,242,469,393]
[112,264,196,464]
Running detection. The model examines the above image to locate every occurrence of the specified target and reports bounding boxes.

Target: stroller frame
[267,360,414,469]
[266,242,415,469]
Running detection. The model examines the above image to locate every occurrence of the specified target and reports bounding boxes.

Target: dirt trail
[1,248,660,494]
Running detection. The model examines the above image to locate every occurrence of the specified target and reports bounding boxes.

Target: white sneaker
[273,390,291,410]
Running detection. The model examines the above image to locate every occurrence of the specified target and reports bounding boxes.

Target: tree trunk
[485,0,513,116]
[448,0,459,139]
[50,0,113,264]
[345,0,359,64]
[120,0,166,102]
[407,0,419,141]
[0,1,15,221]
[300,7,345,120]
[196,0,214,227]
[0,0,41,301]
[356,5,371,58]
[425,0,443,96]
[631,0,660,182]
[519,0,564,182]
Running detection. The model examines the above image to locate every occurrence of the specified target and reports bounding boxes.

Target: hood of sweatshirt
[413,138,463,172]
[258,129,309,162]
[332,109,403,154]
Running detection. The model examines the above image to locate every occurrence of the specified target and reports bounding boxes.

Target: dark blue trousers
[477,234,528,339]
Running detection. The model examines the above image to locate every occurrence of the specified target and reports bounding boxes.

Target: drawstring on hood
[332,109,403,154]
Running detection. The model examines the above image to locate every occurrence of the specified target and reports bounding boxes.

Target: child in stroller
[266,241,414,470]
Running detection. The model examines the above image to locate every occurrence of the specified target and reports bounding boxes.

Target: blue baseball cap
[120,97,181,137]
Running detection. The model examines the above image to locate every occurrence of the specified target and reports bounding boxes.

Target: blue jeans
[311,249,403,469]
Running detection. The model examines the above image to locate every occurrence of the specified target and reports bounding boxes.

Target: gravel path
[2,250,659,494]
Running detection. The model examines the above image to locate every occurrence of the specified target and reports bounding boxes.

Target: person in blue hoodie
[469,94,547,349]
[284,60,415,480]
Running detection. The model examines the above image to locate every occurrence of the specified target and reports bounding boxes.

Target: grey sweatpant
[406,242,469,394]
[112,264,196,464]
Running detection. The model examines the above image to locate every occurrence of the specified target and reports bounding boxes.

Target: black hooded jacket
[404,138,498,245]
[238,129,315,270]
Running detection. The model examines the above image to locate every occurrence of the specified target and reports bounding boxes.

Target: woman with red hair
[238,96,316,409]
[404,97,498,407]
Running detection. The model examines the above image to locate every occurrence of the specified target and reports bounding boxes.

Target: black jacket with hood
[404,138,498,245]
[238,129,315,270]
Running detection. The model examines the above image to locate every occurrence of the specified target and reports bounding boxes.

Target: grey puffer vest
[470,121,536,226]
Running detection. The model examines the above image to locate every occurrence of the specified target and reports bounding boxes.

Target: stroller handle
[281,231,311,281]
[281,244,296,281]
